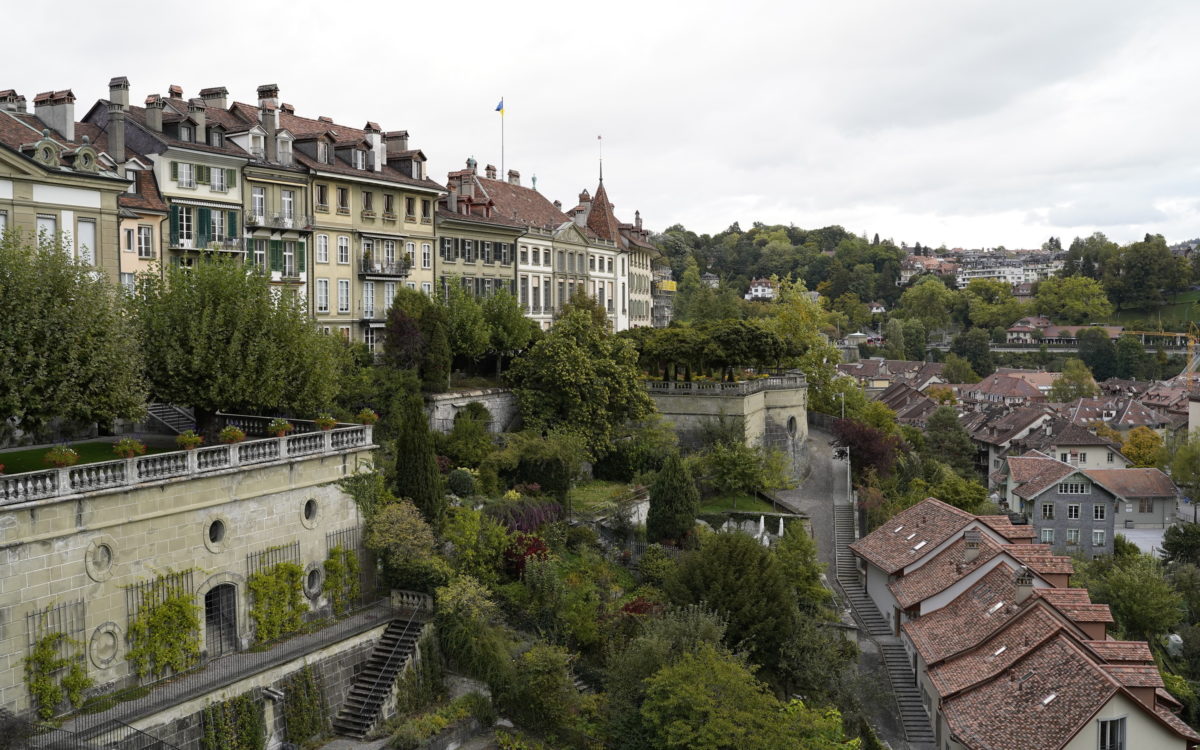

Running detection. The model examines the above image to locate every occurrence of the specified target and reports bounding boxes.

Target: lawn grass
[1104,290,1200,329]
[698,494,777,514]
[568,480,632,513]
[0,441,168,474]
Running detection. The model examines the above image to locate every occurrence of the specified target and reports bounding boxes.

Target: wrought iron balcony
[358,254,411,278]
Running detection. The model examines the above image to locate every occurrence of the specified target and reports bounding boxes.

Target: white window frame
[316,234,329,263]
[337,236,350,264]
[178,162,195,188]
[363,281,375,318]
[1066,528,1080,545]
[211,167,226,192]
[421,281,432,295]
[124,228,134,252]
[137,226,153,258]
[405,241,415,264]
[178,207,193,241]
[76,219,96,265]
[252,186,265,219]
[281,190,295,220]
[1067,504,1080,520]
[422,242,432,269]
[1093,529,1107,547]
[337,279,350,313]
[283,241,296,276]
[384,240,396,265]
[316,279,329,313]
[253,239,267,270]
[1098,717,1124,750]
[1040,528,1054,544]
[210,210,225,241]
[1093,504,1106,521]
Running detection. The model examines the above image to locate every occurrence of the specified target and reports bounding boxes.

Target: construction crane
[1124,325,1200,382]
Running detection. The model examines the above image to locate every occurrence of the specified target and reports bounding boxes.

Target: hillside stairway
[331,617,425,739]
[834,505,890,637]
[880,643,936,744]
[146,403,195,434]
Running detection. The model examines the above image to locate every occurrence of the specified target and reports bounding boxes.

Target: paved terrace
[0,416,373,507]
[643,374,807,396]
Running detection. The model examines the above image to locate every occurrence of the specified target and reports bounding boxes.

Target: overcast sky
[9,1,1200,249]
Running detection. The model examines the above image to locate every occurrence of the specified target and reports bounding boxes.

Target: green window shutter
[196,208,211,245]
[226,168,236,188]
[169,205,179,246]
[197,165,210,185]
[269,240,282,272]
[170,161,178,180]
[227,211,237,238]
[297,241,306,273]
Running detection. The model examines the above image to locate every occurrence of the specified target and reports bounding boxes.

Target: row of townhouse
[0,79,673,349]
[849,497,1200,750]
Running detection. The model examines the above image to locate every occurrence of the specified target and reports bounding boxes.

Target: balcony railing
[359,254,411,278]
[643,374,808,397]
[0,419,372,506]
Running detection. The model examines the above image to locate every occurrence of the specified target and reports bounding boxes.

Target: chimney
[145,94,164,132]
[198,86,228,109]
[256,83,280,109]
[1014,566,1033,604]
[318,115,333,123]
[33,90,75,141]
[507,169,520,186]
[553,199,562,210]
[363,122,383,172]
[167,84,183,99]
[574,189,592,227]
[447,182,458,213]
[0,90,26,113]
[963,529,981,563]
[485,164,497,180]
[385,130,409,151]
[635,210,643,230]
[261,105,277,162]
[280,103,294,114]
[107,77,129,164]
[187,99,206,144]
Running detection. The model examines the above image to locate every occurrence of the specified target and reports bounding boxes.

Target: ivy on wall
[200,692,265,750]
[127,591,201,679]
[323,546,361,616]
[248,562,306,644]
[280,665,328,745]
[24,632,92,720]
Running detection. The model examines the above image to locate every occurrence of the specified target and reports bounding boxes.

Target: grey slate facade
[1024,477,1117,558]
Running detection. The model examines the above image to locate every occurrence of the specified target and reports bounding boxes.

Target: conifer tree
[419,304,451,393]
[647,453,700,545]
[393,391,444,529]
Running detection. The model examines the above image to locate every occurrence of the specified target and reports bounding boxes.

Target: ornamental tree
[0,230,146,439]
[1048,358,1098,402]
[392,391,444,529]
[133,256,339,433]
[647,452,700,545]
[482,289,536,375]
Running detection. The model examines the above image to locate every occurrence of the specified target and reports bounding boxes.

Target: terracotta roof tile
[118,169,167,213]
[849,497,976,574]
[889,535,1003,609]
[927,606,1066,695]
[1033,589,1115,623]
[1083,640,1153,663]
[978,515,1037,542]
[1083,468,1177,499]
[1102,664,1164,689]
[903,565,1028,664]
[473,175,569,230]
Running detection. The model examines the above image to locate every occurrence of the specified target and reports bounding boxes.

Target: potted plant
[355,408,379,425]
[314,414,337,431]
[43,446,80,468]
[218,426,246,444]
[175,430,203,450]
[268,418,294,437]
[112,438,147,459]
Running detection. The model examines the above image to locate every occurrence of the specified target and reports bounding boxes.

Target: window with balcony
[337,279,350,313]
[383,240,396,267]
[252,187,265,221]
[316,279,329,313]
[282,190,295,221]
[210,210,225,241]
[405,242,415,265]
[422,243,431,269]
[178,207,193,241]
[316,235,328,263]
[337,236,349,264]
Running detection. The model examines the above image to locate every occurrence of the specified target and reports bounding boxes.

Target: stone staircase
[880,643,936,744]
[833,505,891,637]
[331,618,425,739]
[146,403,195,434]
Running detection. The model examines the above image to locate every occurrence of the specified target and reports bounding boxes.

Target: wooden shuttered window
[227,211,237,237]
[297,241,306,273]
[226,168,237,189]
[169,205,179,246]
[196,207,211,246]
[269,240,283,272]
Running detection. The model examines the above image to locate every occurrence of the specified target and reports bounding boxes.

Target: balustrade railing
[0,421,373,507]
[643,375,807,396]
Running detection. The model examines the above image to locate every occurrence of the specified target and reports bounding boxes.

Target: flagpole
[500,95,505,178]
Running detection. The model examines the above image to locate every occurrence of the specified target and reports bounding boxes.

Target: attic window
[894,526,904,533]
[208,130,223,147]
[912,540,927,551]
[993,645,1007,657]
[1041,693,1057,706]
[180,124,194,142]
[987,601,1005,615]
[905,533,916,541]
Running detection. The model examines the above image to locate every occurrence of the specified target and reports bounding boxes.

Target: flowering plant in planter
[175,430,203,450]
[355,408,379,425]
[267,418,293,437]
[218,426,246,444]
[313,414,337,431]
[43,446,80,468]
[112,438,147,459]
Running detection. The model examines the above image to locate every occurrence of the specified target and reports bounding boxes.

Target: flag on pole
[495,98,505,115]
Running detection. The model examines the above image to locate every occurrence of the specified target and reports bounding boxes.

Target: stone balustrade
[0,423,373,507]
[643,374,807,397]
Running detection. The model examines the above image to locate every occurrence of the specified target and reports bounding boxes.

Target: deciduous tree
[482,289,535,375]
[1122,426,1164,468]
[1034,276,1113,324]
[1048,358,1097,402]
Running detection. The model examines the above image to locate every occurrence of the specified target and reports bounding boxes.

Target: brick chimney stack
[33,90,75,141]
[1014,566,1034,604]
[485,164,497,180]
[107,77,129,164]
[144,94,164,132]
[198,86,228,109]
[187,98,206,144]
[507,169,520,186]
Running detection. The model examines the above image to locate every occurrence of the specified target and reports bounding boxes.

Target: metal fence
[327,526,375,607]
[126,571,195,623]
[246,540,301,578]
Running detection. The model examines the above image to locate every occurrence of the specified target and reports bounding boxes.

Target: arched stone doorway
[204,584,238,657]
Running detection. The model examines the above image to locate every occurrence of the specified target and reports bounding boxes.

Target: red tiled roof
[1102,664,1164,689]
[119,168,167,213]
[1005,545,1075,576]
[1082,640,1153,663]
[1083,468,1177,500]
[474,175,569,230]
[585,180,621,244]
[1033,589,1114,623]
[849,497,975,574]
[888,535,1003,609]
[1008,456,1078,500]
[978,515,1037,542]
[928,605,1066,695]
[903,565,1027,664]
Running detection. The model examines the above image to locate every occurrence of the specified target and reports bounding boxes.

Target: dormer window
[180,124,194,142]
[250,135,264,159]
[208,130,223,147]
[278,137,292,166]
[317,142,328,163]
[354,150,366,170]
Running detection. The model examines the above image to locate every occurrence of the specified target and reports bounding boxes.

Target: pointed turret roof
[585,180,621,244]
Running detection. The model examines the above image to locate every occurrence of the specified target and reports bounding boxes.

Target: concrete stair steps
[332,618,426,739]
[879,645,935,742]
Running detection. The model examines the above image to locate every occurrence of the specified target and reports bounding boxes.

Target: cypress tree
[647,452,700,545]
[393,391,445,529]
[419,304,451,393]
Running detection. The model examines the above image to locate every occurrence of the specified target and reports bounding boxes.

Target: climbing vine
[280,666,328,745]
[323,545,361,616]
[24,632,92,720]
[126,590,201,679]
[200,692,264,750]
[393,628,444,717]
[247,562,306,643]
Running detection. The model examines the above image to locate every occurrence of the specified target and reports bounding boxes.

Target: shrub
[112,438,147,459]
[247,561,306,643]
[497,644,577,735]
[126,586,201,679]
[218,426,246,444]
[637,544,677,587]
[42,446,80,467]
[175,430,203,450]
[323,545,361,616]
[566,525,599,552]
[434,576,511,686]
[447,468,475,497]
[503,532,550,577]
[486,498,564,533]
